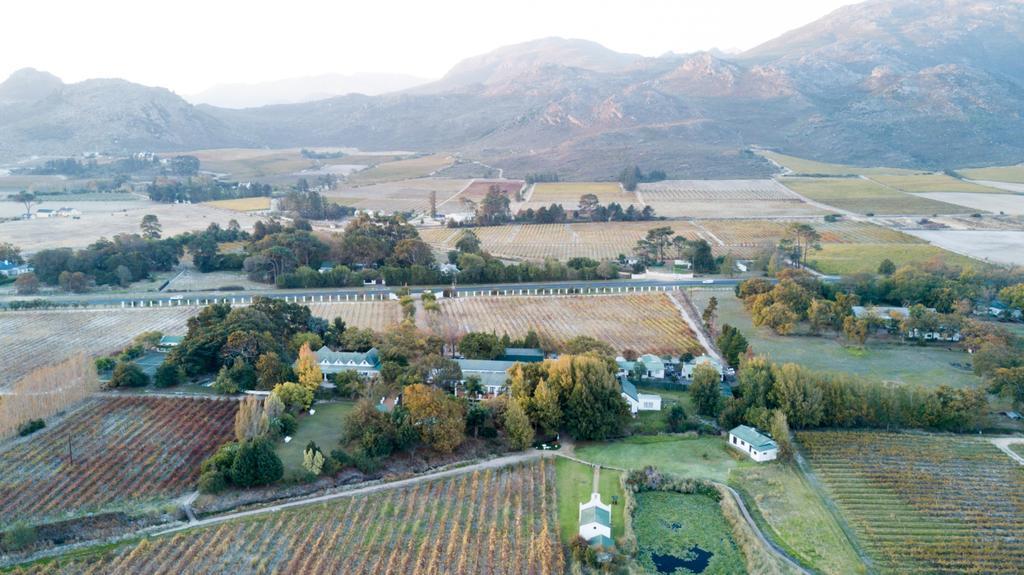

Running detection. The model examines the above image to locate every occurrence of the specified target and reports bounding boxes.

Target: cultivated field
[799,431,1024,574]
[695,219,923,258]
[870,174,1007,194]
[202,197,271,211]
[437,293,703,356]
[902,230,1024,266]
[346,154,455,186]
[523,182,634,210]
[0,200,264,252]
[326,177,468,214]
[0,308,195,388]
[958,164,1024,184]
[638,179,823,218]
[419,221,702,261]
[25,460,565,575]
[780,178,967,215]
[757,151,920,177]
[912,193,1024,215]
[808,243,987,275]
[172,147,405,180]
[306,301,404,332]
[0,396,237,525]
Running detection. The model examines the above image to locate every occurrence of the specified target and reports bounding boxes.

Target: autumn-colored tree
[294,343,323,393]
[0,354,98,439]
[530,378,562,435]
[690,364,722,417]
[234,396,269,442]
[843,316,870,346]
[403,383,466,453]
[769,409,794,461]
[271,382,313,413]
[503,399,534,450]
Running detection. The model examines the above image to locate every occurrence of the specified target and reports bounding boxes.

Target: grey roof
[312,346,381,369]
[730,425,777,451]
[587,534,615,548]
[456,358,518,373]
[620,377,638,402]
[580,505,611,527]
[158,335,184,345]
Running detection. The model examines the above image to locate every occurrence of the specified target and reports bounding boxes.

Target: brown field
[202,197,272,211]
[522,182,635,211]
[306,301,404,331]
[437,293,703,356]
[326,178,468,214]
[0,396,237,525]
[345,154,456,185]
[0,200,264,253]
[419,220,702,261]
[451,179,527,204]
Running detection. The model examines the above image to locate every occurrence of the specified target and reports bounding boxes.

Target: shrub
[153,362,185,388]
[107,361,149,388]
[1,523,37,553]
[94,356,117,373]
[198,470,228,494]
[16,419,45,437]
[666,405,688,433]
[272,382,314,413]
[271,413,298,437]
[230,439,284,487]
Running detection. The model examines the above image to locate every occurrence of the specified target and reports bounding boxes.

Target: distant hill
[2,0,1023,178]
[188,73,431,108]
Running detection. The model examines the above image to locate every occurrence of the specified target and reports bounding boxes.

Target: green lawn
[692,289,983,389]
[808,243,986,275]
[633,491,747,575]
[555,457,625,544]
[575,435,751,483]
[275,401,355,479]
[631,386,693,434]
[731,464,864,575]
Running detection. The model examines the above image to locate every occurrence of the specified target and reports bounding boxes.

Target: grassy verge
[731,463,864,574]
[808,242,986,275]
[575,435,751,483]
[554,458,625,544]
[274,401,355,479]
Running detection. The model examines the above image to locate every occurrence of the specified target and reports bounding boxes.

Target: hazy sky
[0,0,855,94]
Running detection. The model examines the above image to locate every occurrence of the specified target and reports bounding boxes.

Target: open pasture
[419,220,701,261]
[345,154,455,186]
[326,177,467,214]
[958,163,1024,184]
[870,173,1007,194]
[24,460,564,575]
[437,293,703,356]
[780,177,967,215]
[798,431,1024,574]
[638,179,823,218]
[807,243,987,275]
[202,197,271,212]
[0,396,237,526]
[0,200,263,252]
[757,150,920,177]
[0,308,195,388]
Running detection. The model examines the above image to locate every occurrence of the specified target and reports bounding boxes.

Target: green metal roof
[501,347,545,362]
[620,377,638,402]
[587,534,615,548]
[580,505,611,527]
[730,425,777,451]
[158,335,184,345]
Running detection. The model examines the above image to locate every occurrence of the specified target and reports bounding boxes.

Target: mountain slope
[188,73,431,108]
[1,0,1023,177]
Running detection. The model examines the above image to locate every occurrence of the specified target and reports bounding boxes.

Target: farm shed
[728,425,778,462]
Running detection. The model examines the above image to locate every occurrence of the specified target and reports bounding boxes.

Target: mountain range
[187,73,431,108]
[1,0,1022,178]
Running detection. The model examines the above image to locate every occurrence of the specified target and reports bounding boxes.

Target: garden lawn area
[275,401,355,479]
[575,435,751,483]
[807,242,986,275]
[633,491,747,574]
[781,177,965,215]
[692,289,983,389]
[731,463,864,575]
[632,386,693,434]
[555,457,625,544]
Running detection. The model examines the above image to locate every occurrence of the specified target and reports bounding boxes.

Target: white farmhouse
[578,492,613,548]
[307,346,382,381]
[619,378,662,415]
[728,425,778,462]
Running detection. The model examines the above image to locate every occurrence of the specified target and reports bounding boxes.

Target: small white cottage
[578,492,613,548]
[728,425,778,462]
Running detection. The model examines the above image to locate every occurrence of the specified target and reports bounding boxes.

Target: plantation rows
[440,293,702,356]
[0,396,237,525]
[0,308,196,388]
[305,301,404,332]
[696,219,922,250]
[24,460,564,575]
[798,431,1024,574]
[638,179,797,201]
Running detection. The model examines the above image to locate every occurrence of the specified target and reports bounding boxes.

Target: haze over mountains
[1,0,1022,178]
[187,73,431,108]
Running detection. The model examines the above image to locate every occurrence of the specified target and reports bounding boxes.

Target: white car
[702,279,715,284]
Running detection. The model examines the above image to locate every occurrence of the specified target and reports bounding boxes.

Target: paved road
[2,277,755,308]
